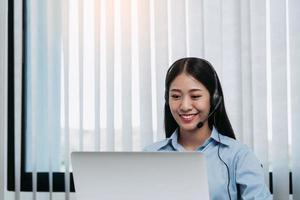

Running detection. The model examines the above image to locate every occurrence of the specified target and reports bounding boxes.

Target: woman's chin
[180,124,198,132]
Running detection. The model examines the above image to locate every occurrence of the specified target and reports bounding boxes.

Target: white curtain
[7,0,300,199]
[0,0,8,199]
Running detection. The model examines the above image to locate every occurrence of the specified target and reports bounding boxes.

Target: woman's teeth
[180,114,197,120]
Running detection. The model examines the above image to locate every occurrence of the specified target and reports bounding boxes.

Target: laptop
[71,152,210,200]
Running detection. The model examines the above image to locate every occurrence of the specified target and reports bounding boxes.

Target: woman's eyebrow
[170,88,202,92]
[189,88,202,92]
[170,89,181,92]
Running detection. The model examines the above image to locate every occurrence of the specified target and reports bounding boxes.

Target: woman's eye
[171,95,180,99]
[191,95,201,99]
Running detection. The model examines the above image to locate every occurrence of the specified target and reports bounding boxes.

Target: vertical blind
[289,0,300,199]
[0,0,8,199]
[10,0,300,199]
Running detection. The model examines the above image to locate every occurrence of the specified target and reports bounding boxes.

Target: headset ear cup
[212,69,220,108]
[212,95,216,108]
[212,92,220,108]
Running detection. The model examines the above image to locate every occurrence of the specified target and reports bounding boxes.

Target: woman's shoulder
[143,139,171,152]
[212,128,249,152]
[218,134,262,167]
[219,133,250,150]
[218,134,256,159]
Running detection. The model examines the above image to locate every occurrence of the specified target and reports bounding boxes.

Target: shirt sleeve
[234,146,272,200]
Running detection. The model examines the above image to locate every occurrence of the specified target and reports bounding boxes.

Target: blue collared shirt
[144,127,272,200]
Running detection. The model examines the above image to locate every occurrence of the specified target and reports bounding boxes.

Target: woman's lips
[179,113,198,123]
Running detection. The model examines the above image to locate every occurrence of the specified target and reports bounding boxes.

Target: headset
[196,70,222,128]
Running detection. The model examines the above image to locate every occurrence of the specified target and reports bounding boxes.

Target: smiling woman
[145,57,272,200]
[163,58,235,141]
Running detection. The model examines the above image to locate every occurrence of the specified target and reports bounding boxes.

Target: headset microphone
[196,96,222,129]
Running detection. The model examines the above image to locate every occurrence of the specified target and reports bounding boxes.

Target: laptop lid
[71,152,209,200]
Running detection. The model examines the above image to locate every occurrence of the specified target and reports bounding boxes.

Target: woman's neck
[178,125,212,151]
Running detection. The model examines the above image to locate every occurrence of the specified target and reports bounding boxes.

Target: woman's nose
[180,97,192,111]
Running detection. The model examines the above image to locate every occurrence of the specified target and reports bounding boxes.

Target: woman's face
[169,73,211,132]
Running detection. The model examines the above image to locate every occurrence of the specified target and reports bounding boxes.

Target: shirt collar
[168,129,186,151]
[210,126,231,146]
[168,126,230,151]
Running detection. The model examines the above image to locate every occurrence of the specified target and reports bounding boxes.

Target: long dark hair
[164,57,235,139]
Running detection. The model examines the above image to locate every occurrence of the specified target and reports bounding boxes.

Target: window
[7,0,300,198]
